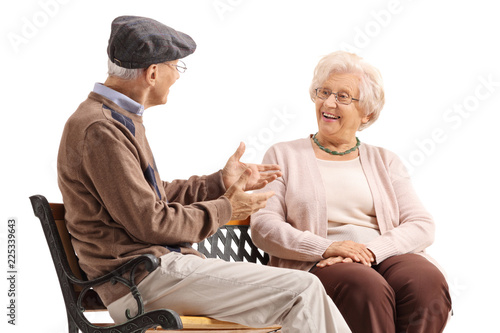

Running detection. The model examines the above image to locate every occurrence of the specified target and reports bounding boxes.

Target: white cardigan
[251,137,438,272]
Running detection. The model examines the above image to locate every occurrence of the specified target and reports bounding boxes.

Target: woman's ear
[361,112,372,124]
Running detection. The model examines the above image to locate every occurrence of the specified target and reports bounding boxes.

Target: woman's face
[315,73,370,143]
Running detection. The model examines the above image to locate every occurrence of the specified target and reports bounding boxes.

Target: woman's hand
[222,142,282,191]
[323,241,375,266]
[316,256,353,268]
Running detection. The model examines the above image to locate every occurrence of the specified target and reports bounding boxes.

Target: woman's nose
[324,94,338,107]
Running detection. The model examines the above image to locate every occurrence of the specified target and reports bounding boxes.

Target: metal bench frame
[30,194,278,333]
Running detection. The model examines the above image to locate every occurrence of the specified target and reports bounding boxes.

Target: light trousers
[108,252,351,333]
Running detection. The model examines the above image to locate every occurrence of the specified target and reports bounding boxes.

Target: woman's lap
[310,253,451,333]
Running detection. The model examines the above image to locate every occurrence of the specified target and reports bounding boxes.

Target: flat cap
[107,15,196,69]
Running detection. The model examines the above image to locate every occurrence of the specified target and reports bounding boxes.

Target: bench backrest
[49,203,85,283]
[31,195,108,313]
[196,219,269,265]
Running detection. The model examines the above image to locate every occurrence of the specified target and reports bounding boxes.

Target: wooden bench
[30,194,280,332]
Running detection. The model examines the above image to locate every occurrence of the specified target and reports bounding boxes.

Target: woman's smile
[322,112,341,122]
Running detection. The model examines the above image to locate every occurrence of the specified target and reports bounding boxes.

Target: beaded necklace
[312,133,360,156]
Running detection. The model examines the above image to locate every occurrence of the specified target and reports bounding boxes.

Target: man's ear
[145,64,158,86]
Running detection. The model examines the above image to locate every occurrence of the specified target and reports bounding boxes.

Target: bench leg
[67,312,79,333]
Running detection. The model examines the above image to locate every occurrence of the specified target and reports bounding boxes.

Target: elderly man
[57,16,348,332]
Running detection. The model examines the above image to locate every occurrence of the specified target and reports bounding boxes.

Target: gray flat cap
[107,16,196,69]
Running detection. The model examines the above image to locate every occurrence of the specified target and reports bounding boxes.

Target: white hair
[309,51,385,131]
[107,59,145,80]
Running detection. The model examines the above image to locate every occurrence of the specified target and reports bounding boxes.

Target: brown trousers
[310,254,451,333]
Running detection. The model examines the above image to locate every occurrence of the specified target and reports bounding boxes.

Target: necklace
[312,133,360,156]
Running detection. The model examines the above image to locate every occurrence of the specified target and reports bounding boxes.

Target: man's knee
[292,269,325,293]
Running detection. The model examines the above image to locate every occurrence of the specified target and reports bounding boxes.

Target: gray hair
[309,51,385,131]
[107,59,145,80]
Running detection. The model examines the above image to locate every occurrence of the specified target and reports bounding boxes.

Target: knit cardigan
[251,137,437,272]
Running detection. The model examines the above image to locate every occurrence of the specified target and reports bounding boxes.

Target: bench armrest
[70,254,159,320]
[68,253,158,288]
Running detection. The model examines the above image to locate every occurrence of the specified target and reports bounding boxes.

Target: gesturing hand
[322,240,375,266]
[222,142,282,191]
[223,168,275,220]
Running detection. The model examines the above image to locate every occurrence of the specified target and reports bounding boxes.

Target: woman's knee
[379,254,451,324]
[311,263,397,332]
[311,263,395,304]
[380,254,450,303]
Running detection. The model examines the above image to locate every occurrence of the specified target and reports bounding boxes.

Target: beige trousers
[108,252,350,333]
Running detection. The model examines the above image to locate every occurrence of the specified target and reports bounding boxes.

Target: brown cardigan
[57,92,232,305]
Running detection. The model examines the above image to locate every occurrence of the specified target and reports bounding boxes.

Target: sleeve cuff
[205,170,228,198]
[297,232,334,261]
[366,238,400,264]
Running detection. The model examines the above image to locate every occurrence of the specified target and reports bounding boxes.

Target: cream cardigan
[251,137,437,272]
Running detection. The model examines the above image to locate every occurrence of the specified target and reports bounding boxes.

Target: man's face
[152,60,180,105]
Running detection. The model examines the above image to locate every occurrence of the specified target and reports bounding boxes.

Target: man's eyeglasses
[315,88,359,105]
[168,60,187,73]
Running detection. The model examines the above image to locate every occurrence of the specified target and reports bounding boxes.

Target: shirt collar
[93,83,145,116]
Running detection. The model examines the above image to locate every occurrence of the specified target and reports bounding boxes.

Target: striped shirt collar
[93,83,145,116]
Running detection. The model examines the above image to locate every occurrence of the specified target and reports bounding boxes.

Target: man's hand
[223,168,275,220]
[222,142,282,191]
[322,241,375,266]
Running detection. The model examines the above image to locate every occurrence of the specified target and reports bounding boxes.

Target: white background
[1,0,499,332]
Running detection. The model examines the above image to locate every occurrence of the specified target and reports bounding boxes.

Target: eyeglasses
[315,88,359,105]
[168,60,187,73]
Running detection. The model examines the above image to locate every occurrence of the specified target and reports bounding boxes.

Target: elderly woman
[251,51,451,333]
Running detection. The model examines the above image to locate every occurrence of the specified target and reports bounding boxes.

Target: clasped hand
[318,240,375,267]
[222,142,282,220]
